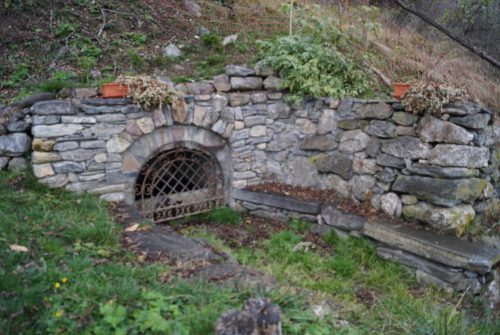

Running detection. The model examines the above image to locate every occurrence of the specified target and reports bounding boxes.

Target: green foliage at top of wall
[258,34,369,101]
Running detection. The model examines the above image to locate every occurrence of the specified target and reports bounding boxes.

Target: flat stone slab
[189,263,277,291]
[364,222,500,274]
[124,225,225,263]
[233,189,320,214]
[321,203,366,231]
[377,247,467,284]
[81,98,133,106]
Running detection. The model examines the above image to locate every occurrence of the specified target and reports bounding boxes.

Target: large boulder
[403,202,475,235]
[392,175,487,207]
[418,115,473,144]
[428,144,490,168]
[0,133,31,157]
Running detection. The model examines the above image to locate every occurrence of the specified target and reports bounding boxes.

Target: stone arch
[120,125,232,207]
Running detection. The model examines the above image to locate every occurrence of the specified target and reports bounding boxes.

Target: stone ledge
[364,222,500,274]
[81,98,132,106]
[233,189,320,214]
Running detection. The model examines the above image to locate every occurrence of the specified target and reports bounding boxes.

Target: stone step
[233,189,320,214]
[364,222,500,274]
[124,225,228,263]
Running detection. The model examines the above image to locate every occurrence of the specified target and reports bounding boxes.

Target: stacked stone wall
[0,64,499,234]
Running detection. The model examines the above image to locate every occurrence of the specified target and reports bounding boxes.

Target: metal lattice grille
[135,146,225,223]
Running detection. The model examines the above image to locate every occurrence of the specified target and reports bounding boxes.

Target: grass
[0,171,340,334]
[181,219,500,335]
[1,170,498,334]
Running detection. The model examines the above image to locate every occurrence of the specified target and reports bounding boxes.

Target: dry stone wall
[0,64,499,235]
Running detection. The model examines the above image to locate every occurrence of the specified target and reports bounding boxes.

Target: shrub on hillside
[257,34,369,101]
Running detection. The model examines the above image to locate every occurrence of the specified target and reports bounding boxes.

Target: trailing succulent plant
[401,81,471,116]
[115,75,181,109]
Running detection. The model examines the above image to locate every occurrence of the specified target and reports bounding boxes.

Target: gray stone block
[300,135,337,151]
[81,98,132,106]
[53,161,85,173]
[449,113,491,130]
[391,112,419,126]
[381,136,430,160]
[7,120,30,132]
[32,115,61,125]
[404,163,479,178]
[353,102,393,119]
[32,100,76,115]
[225,65,255,77]
[32,124,83,138]
[419,115,474,144]
[321,203,366,231]
[364,221,500,274]
[230,77,263,91]
[233,189,320,214]
[428,144,490,168]
[392,175,487,207]
[365,120,397,138]
[376,153,405,169]
[313,152,353,179]
[0,133,31,156]
[12,92,56,108]
[377,247,470,284]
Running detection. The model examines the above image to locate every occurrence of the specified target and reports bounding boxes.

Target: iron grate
[135,146,225,223]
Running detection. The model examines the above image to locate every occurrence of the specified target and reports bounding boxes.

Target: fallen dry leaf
[10,244,29,253]
[125,223,140,232]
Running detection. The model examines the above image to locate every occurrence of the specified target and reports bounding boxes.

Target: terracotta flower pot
[393,83,411,99]
[101,83,128,98]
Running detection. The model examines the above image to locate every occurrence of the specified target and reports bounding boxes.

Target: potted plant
[393,82,411,99]
[101,82,129,98]
[401,81,470,116]
[114,75,181,108]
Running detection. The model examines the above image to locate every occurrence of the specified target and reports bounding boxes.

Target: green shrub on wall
[258,35,369,101]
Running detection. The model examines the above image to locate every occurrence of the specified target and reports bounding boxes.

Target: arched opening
[134,143,225,223]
